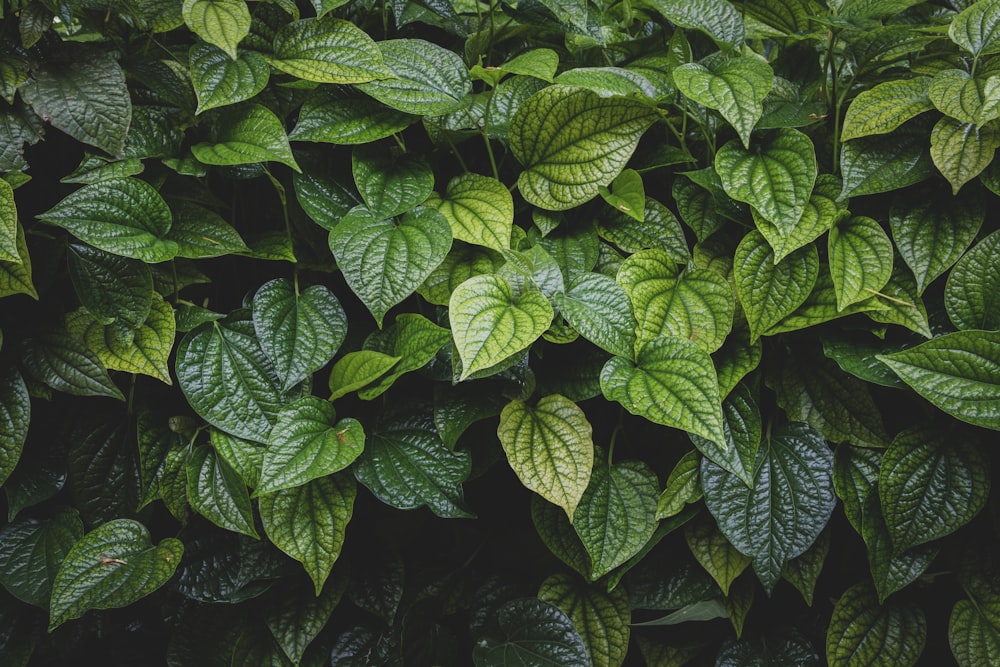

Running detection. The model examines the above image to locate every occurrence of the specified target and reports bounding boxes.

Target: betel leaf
[427,172,513,251]
[645,0,745,46]
[949,0,1000,57]
[67,243,153,334]
[782,526,831,606]
[598,196,689,263]
[825,581,926,667]
[0,221,35,299]
[327,350,401,401]
[185,445,258,538]
[352,146,434,219]
[192,104,300,172]
[21,329,124,400]
[945,229,1000,331]
[878,426,990,553]
[554,272,636,358]
[258,397,364,494]
[601,335,726,446]
[755,174,843,261]
[290,93,416,145]
[360,313,451,398]
[834,445,881,536]
[450,274,553,380]
[702,422,835,593]
[714,326,761,398]
[573,458,659,581]
[689,382,761,487]
[164,199,247,258]
[554,67,657,100]
[48,519,183,630]
[715,128,817,226]
[329,206,452,327]
[950,599,1000,667]
[861,489,940,603]
[269,16,391,83]
[877,330,1000,430]
[252,278,346,392]
[37,178,178,263]
[510,85,658,211]
[657,450,702,519]
[828,216,893,311]
[684,512,750,596]
[182,0,250,60]
[265,571,346,664]
[537,573,630,667]
[840,78,933,141]
[0,178,17,263]
[840,127,935,199]
[0,365,29,488]
[473,598,589,667]
[599,168,645,222]
[673,56,774,148]
[355,39,472,116]
[734,230,818,342]
[497,395,594,521]
[210,428,264,490]
[0,508,82,609]
[175,317,283,443]
[930,117,1000,194]
[189,42,269,114]
[532,495,592,578]
[258,474,356,594]
[929,69,1000,127]
[765,272,882,334]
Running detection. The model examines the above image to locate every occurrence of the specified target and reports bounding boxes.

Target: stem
[483,132,500,180]
[391,132,407,153]
[446,137,470,172]
[607,408,625,465]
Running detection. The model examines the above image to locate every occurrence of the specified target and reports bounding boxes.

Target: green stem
[446,137,470,172]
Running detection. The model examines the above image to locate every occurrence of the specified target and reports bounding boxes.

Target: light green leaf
[734,230,818,341]
[601,335,726,446]
[175,317,283,443]
[890,186,984,294]
[38,178,178,263]
[355,38,471,115]
[656,450,702,520]
[352,147,434,219]
[427,173,513,252]
[259,474,356,594]
[555,272,636,358]
[270,16,391,83]
[866,263,932,338]
[498,395,594,521]
[598,169,646,223]
[930,116,1000,194]
[685,513,750,596]
[329,206,452,327]
[840,0,924,19]
[450,274,553,380]
[841,78,933,141]
[951,599,1000,667]
[674,56,774,148]
[473,598,589,667]
[360,313,451,398]
[538,573,631,667]
[0,221,36,299]
[0,365,29,487]
[252,278,346,392]
[0,508,82,608]
[21,329,124,400]
[354,420,473,518]
[829,216,893,311]
[555,67,657,99]
[689,382,761,487]
[327,350,401,401]
[573,459,658,580]
[182,0,250,60]
[826,582,926,667]
[930,69,1000,127]
[946,229,1000,331]
[192,104,300,172]
[258,397,364,494]
[840,127,935,198]
[950,0,1000,57]
[715,128,817,226]
[498,48,559,83]
[702,422,835,593]
[645,0,745,46]
[189,42,269,113]
[0,179,16,263]
[598,196,689,263]
[290,94,416,145]
[48,519,183,630]
[510,85,658,211]
[877,330,1000,430]
[186,446,258,537]
[879,426,990,553]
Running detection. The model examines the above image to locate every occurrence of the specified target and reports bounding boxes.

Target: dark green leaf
[826,581,926,667]
[840,128,935,199]
[538,573,630,667]
[21,329,124,400]
[352,147,434,219]
[0,508,83,607]
[945,229,1000,331]
[186,446,258,538]
[356,38,472,116]
[0,365,29,488]
[473,598,589,667]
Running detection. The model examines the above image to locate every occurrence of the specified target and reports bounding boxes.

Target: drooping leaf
[841,78,933,141]
[945,229,1000,331]
[473,598,589,667]
[645,0,745,46]
[185,445,258,538]
[828,216,893,311]
[782,526,830,606]
[0,365,30,488]
[189,42,269,113]
[657,450,702,519]
[538,573,631,667]
[427,173,513,252]
[930,116,1000,194]
[0,507,82,607]
[825,581,926,667]
[269,16,391,83]
[182,0,250,60]
[861,489,940,603]
[355,38,472,115]
[21,329,124,400]
[67,243,153,335]
[192,104,300,172]
[674,56,774,148]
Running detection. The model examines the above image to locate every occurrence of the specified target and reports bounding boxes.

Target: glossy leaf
[841,78,933,141]
[929,69,1000,127]
[327,350,401,401]
[826,582,926,667]
[21,329,124,400]
[189,42,269,113]
[828,216,893,311]
[427,173,513,251]
[598,196,689,263]
[473,598,589,667]
[192,104,300,172]
[861,490,940,603]
[930,117,1000,194]
[689,382,761,487]
[185,446,258,538]
[950,0,1000,57]
[0,508,82,607]
[945,229,1000,331]
[657,450,702,519]
[538,573,630,667]
[646,0,745,46]
[67,243,153,334]
[356,38,471,115]
[360,313,451,398]
[674,56,773,148]
[555,272,636,358]
[182,0,249,60]
[352,147,434,219]
[269,16,390,83]
[290,94,416,145]
[0,365,29,488]
[684,513,750,596]
[840,129,934,199]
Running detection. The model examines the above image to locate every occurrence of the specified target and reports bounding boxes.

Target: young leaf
[327,350,401,400]
[0,365,29,488]
[826,582,926,667]
[828,216,893,311]
[930,117,1000,194]
[473,598,589,667]
[360,313,451,398]
[189,42,269,113]
[0,221,36,299]
[269,16,391,83]
[840,78,933,141]
[554,273,636,358]
[192,104,300,172]
[0,507,82,607]
[674,56,774,148]
[599,168,646,222]
[538,573,631,667]
[498,395,594,521]
[48,519,183,630]
[645,0,745,46]
[929,69,1000,127]
[185,446,258,538]
[945,229,1000,331]
[182,0,250,60]
[355,38,472,116]
[428,173,514,251]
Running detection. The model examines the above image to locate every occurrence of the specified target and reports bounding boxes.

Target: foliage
[1,0,1000,664]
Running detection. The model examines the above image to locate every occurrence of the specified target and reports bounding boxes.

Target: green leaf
[327,350,401,400]
[0,508,82,607]
[822,334,907,389]
[555,67,657,99]
[182,0,250,60]
[841,78,933,141]
[890,187,984,294]
[192,104,300,172]
[713,326,762,398]
[166,201,248,259]
[20,50,131,156]
[538,573,630,667]
[656,450,702,519]
[765,272,882,334]
[829,216,893,311]
[689,382,761,487]
[427,173,513,251]
[715,128,817,226]
[674,56,774,148]
[329,206,452,327]
[360,313,451,398]
[834,444,882,535]
[861,490,940,603]
[473,598,589,667]
[354,420,473,518]
[782,526,830,606]
[532,495,592,577]
[826,582,926,667]
[879,426,990,552]
[67,243,153,335]
[210,428,264,490]
[510,85,658,211]
[258,397,364,494]
[555,273,636,358]
[866,264,931,338]
[950,0,1000,57]
[951,599,1000,667]
[450,274,553,380]
[573,459,659,580]
[645,0,746,46]
[672,173,727,242]
[352,147,434,219]
[266,572,346,664]
[598,196,689,263]
[48,519,183,630]
[599,169,646,222]
[702,422,835,593]
[930,117,1000,194]
[498,395,594,521]
[877,330,1000,430]
[270,16,390,83]
[189,42,269,113]
[601,335,726,446]
[0,221,36,299]
[0,365,29,488]
[292,155,361,230]
[734,230,818,341]
[259,474,356,594]
[185,446,258,538]
[175,318,283,443]
[0,179,16,263]
[356,39,472,115]
[929,69,1000,127]
[840,128,935,199]
[684,513,750,596]
[290,93,416,145]
[945,229,1000,331]
[252,278,346,392]
[21,329,124,400]
[38,178,178,263]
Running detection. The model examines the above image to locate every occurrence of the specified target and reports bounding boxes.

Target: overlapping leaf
[356,38,471,115]
[826,582,926,667]
[945,229,1000,331]
[674,56,773,148]
[269,16,391,83]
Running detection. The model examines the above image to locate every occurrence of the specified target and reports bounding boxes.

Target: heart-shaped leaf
[290,93,416,145]
[555,272,636,358]
[21,329,124,400]
[861,490,941,603]
[735,230,818,341]
[829,216,893,311]
[826,581,926,667]
[352,147,434,219]
[674,56,773,148]
[269,16,391,83]
[684,512,750,596]
[427,172,513,251]
[192,103,300,172]
[182,0,249,60]
[537,573,631,667]
[689,382,761,487]
[355,38,472,115]
[929,69,1000,126]
[840,127,935,198]
[473,598,589,667]
[0,507,83,607]
[945,229,1000,331]
[189,42,268,114]
[949,0,1000,57]
[185,445,257,538]
[930,116,1000,194]
[841,77,933,141]
[165,201,248,259]
[645,0,745,46]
